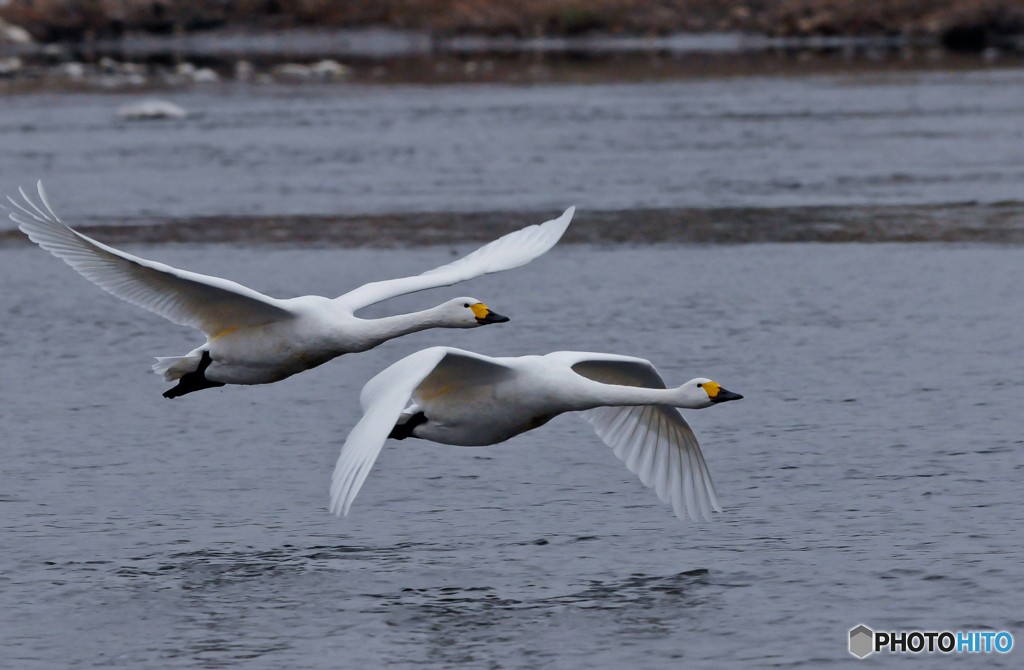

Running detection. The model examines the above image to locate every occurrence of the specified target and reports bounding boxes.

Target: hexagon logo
[850,625,874,658]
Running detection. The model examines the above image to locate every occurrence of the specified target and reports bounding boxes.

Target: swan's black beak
[711,388,743,403]
[476,310,510,325]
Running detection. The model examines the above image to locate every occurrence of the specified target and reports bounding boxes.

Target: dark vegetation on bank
[5,203,1024,247]
[3,1,1024,52]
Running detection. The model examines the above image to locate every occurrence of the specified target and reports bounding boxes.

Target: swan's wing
[582,404,721,521]
[548,352,722,521]
[330,347,513,516]
[411,347,516,405]
[546,351,668,389]
[6,182,294,336]
[336,207,575,312]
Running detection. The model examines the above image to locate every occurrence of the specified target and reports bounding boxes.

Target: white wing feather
[330,347,514,516]
[7,182,293,336]
[547,352,722,521]
[582,404,721,521]
[330,347,449,516]
[337,206,575,311]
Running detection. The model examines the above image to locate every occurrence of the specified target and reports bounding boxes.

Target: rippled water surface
[3,69,1024,226]
[2,242,1022,667]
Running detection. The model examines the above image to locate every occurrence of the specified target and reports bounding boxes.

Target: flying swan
[6,182,575,398]
[330,347,743,521]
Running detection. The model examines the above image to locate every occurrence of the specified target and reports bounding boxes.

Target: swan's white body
[331,347,742,521]
[6,182,574,392]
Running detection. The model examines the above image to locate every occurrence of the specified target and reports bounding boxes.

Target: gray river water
[3,68,1024,227]
[2,241,1022,667]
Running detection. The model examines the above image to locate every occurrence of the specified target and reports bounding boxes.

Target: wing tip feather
[581,404,723,524]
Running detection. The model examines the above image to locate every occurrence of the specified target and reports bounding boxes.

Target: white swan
[330,347,742,521]
[6,182,575,398]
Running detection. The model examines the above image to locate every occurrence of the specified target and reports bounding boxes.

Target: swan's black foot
[388,412,427,440]
[162,351,226,399]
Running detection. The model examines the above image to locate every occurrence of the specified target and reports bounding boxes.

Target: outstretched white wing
[548,352,723,521]
[7,182,294,337]
[336,207,575,312]
[330,347,513,516]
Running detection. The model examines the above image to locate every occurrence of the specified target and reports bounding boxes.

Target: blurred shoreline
[5,203,1024,247]
[4,1,1023,47]
[2,22,1024,90]
[5,1,1024,88]
[2,42,1022,93]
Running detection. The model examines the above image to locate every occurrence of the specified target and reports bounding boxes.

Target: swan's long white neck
[570,379,707,411]
[357,304,450,348]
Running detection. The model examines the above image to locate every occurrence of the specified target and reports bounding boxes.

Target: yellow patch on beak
[470,303,490,319]
[702,381,721,399]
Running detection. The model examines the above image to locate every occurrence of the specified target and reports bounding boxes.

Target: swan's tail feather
[152,353,203,381]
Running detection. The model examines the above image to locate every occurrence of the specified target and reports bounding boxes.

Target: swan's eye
[697,383,703,387]
[463,303,470,308]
